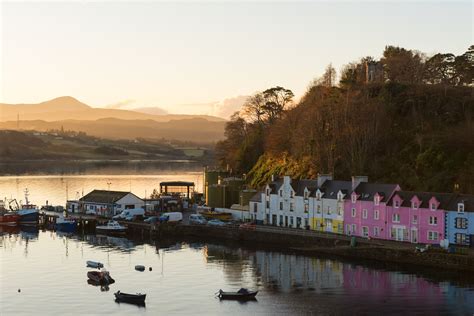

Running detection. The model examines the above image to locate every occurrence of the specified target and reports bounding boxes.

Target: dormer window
[351,195,356,203]
[337,192,343,202]
[458,203,465,213]
[266,188,270,196]
[316,192,321,200]
[304,191,309,199]
[374,196,380,206]
[290,191,294,198]
[412,202,418,209]
[394,200,400,208]
[430,203,436,211]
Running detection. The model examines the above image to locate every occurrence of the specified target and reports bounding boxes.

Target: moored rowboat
[114,291,146,305]
[217,288,258,300]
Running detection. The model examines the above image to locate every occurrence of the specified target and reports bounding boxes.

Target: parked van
[159,212,183,223]
[113,208,145,221]
[189,214,207,225]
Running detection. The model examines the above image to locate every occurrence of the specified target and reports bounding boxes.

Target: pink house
[344,178,400,239]
[387,191,453,244]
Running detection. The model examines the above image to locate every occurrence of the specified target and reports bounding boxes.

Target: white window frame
[412,215,418,224]
[458,203,465,213]
[430,203,436,211]
[392,213,400,223]
[351,208,356,217]
[394,200,400,208]
[362,226,369,237]
[351,195,357,203]
[290,202,294,212]
[412,202,418,209]
[279,190,283,197]
[429,216,438,226]
[279,202,283,211]
[362,209,368,219]
[374,209,379,220]
[374,196,380,206]
[428,231,439,241]
[373,226,379,236]
[317,205,321,214]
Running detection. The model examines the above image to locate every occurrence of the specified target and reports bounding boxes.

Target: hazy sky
[1,1,472,117]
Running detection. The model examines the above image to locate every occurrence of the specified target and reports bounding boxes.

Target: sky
[0,1,472,118]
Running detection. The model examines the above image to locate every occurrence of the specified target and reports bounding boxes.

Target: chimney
[317,174,333,187]
[283,175,291,186]
[271,174,275,182]
[352,176,368,190]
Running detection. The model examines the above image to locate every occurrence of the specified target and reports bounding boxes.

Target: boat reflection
[82,234,136,252]
[87,279,111,292]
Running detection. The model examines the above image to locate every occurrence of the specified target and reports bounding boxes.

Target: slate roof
[320,180,353,200]
[447,194,474,212]
[80,190,136,203]
[267,178,284,194]
[249,191,262,202]
[390,191,455,209]
[353,183,399,202]
[293,179,319,196]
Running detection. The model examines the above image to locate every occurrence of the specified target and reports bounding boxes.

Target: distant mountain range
[0,96,226,122]
[0,96,226,143]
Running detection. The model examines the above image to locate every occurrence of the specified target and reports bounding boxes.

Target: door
[285,216,288,227]
[411,229,418,243]
[326,219,332,232]
[395,228,405,241]
[272,215,277,226]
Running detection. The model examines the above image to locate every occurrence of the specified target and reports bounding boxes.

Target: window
[394,200,400,208]
[455,217,467,229]
[317,205,321,214]
[430,203,436,210]
[351,195,357,203]
[326,207,331,215]
[429,216,438,225]
[351,208,356,217]
[337,193,343,201]
[428,231,439,241]
[362,209,368,219]
[304,191,309,199]
[290,216,294,226]
[392,214,400,223]
[337,206,343,216]
[374,196,380,206]
[458,203,465,213]
[290,203,294,212]
[253,203,258,213]
[266,201,270,209]
[266,188,270,196]
[304,204,309,213]
[290,191,294,198]
[279,190,283,197]
[374,227,379,237]
[412,215,418,224]
[351,224,357,233]
[455,233,468,245]
[316,192,321,200]
[279,202,283,211]
[412,202,418,209]
[279,215,283,226]
[362,226,369,237]
[374,209,379,220]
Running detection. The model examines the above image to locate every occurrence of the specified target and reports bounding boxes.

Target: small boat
[96,220,127,235]
[114,291,146,305]
[217,288,258,300]
[87,270,115,285]
[56,216,77,232]
[15,190,39,225]
[135,265,145,271]
[86,260,104,269]
[0,212,20,225]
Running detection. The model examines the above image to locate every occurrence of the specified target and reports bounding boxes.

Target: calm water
[0,167,204,206]
[1,229,474,315]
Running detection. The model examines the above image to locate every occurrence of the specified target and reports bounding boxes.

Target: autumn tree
[381,46,425,84]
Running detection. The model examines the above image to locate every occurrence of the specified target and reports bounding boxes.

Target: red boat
[0,212,20,225]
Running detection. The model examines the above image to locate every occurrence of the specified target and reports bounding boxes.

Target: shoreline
[162,225,474,272]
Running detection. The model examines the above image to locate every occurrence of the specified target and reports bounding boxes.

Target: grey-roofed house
[78,190,144,216]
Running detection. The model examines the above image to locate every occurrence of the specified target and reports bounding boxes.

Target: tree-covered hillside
[216,45,474,194]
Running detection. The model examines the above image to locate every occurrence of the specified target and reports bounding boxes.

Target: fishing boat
[199,208,232,221]
[0,212,20,225]
[86,260,104,269]
[56,216,77,232]
[87,270,115,285]
[96,220,126,235]
[217,288,258,300]
[15,189,39,225]
[114,291,146,305]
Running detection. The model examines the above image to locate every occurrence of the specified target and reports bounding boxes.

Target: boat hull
[96,227,126,235]
[0,213,20,225]
[56,222,77,232]
[114,291,146,305]
[18,210,39,225]
[218,291,258,300]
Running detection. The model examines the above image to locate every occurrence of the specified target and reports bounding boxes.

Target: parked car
[207,219,226,227]
[144,216,159,224]
[159,212,183,223]
[113,208,145,221]
[189,214,207,225]
[239,222,256,230]
[85,209,97,215]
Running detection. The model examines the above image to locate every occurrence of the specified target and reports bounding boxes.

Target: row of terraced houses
[249,175,474,246]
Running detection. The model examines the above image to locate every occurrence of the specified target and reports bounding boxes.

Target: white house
[77,190,144,216]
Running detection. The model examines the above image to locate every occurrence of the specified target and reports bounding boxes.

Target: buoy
[18,289,21,293]
[149,267,152,271]
[135,265,145,271]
